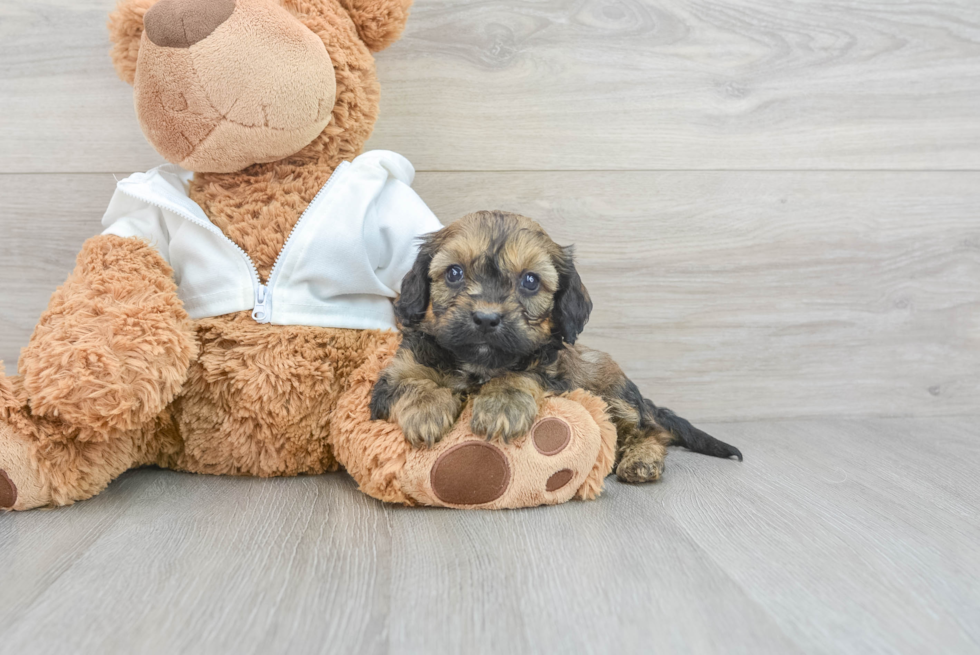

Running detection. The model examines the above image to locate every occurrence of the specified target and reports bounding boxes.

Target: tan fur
[337,0,413,52]
[132,0,339,173]
[391,381,462,448]
[19,235,196,435]
[108,0,157,85]
[470,374,544,443]
[0,367,171,509]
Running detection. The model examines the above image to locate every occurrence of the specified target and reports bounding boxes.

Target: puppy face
[395,211,592,370]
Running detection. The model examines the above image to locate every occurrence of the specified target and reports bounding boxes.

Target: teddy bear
[0,0,617,512]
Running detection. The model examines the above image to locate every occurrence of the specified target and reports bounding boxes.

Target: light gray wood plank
[660,416,980,654]
[385,416,980,655]
[385,481,805,655]
[0,0,160,174]
[3,0,980,173]
[0,472,394,654]
[1,417,978,654]
[369,0,980,171]
[1,171,977,421]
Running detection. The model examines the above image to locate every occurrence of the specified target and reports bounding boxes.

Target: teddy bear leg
[0,409,147,512]
[395,390,618,508]
[0,234,195,511]
[0,368,152,512]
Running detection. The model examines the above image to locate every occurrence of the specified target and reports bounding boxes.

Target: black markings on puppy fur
[369,210,742,478]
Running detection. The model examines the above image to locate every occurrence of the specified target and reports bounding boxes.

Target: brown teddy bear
[0,0,616,512]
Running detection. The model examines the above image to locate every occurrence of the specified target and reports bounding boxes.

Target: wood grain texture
[369,0,980,170]
[1,417,978,654]
[2,171,976,421]
[3,0,980,173]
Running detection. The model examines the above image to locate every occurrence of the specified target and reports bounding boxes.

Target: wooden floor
[1,417,978,654]
[2,0,979,653]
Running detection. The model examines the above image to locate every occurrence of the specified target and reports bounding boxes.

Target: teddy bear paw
[0,468,16,510]
[399,399,604,508]
[0,421,51,511]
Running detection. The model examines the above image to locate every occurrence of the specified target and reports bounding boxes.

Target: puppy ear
[393,237,434,329]
[553,246,592,344]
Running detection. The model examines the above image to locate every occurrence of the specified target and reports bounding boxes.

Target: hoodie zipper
[258,161,350,322]
[116,161,350,324]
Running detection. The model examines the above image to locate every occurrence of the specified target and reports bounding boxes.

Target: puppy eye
[520,272,540,292]
[445,265,464,285]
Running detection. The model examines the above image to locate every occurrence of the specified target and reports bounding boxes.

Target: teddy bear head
[108,0,410,173]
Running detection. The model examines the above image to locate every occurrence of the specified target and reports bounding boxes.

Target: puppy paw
[470,388,538,443]
[615,458,665,483]
[615,440,667,483]
[394,387,461,448]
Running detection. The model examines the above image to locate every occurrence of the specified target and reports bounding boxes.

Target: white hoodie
[101,150,443,330]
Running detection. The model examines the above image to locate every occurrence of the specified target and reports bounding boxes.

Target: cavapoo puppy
[370,211,741,482]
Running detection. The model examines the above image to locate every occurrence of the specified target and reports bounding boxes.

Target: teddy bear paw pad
[0,469,17,509]
[545,468,574,491]
[531,417,571,455]
[430,441,511,505]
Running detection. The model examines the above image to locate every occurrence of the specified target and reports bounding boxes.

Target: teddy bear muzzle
[133,0,337,173]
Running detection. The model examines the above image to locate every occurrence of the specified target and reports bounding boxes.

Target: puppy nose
[472,311,502,331]
[144,0,236,48]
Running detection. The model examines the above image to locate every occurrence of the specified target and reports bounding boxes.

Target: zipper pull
[252,284,271,323]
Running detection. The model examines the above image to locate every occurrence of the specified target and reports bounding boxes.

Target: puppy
[370,211,741,483]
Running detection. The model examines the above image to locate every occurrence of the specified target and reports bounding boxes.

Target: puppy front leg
[471,374,544,443]
[393,380,463,448]
[370,351,462,448]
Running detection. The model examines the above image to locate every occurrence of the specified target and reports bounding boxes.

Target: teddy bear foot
[398,396,609,509]
[0,468,16,509]
[0,421,51,511]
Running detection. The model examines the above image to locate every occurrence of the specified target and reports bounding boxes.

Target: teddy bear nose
[144,0,236,48]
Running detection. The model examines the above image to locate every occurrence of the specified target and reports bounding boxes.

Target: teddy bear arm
[18,234,196,435]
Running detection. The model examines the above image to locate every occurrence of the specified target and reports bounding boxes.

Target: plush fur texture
[19,235,196,435]
[133,0,338,172]
[166,320,398,477]
[371,211,742,484]
[0,367,167,509]
[0,0,615,511]
[337,0,412,51]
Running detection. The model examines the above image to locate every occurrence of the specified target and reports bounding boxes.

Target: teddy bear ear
[338,0,413,52]
[107,0,159,85]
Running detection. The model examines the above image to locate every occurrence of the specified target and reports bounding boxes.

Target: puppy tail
[643,400,743,461]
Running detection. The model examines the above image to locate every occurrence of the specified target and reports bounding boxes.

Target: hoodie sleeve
[364,155,444,295]
[101,185,173,265]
